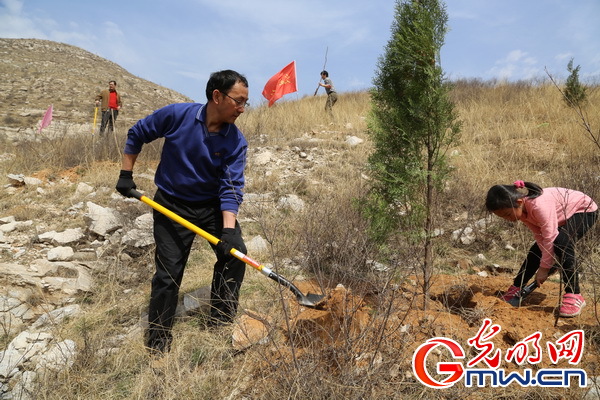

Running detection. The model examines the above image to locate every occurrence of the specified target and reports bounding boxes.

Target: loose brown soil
[276,274,599,380]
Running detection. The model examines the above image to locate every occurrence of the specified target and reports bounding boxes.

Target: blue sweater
[124,103,247,213]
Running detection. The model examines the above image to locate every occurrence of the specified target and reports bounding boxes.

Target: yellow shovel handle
[92,107,98,134]
[129,189,268,273]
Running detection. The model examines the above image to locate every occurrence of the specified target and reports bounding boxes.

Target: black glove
[116,169,136,197]
[216,228,243,261]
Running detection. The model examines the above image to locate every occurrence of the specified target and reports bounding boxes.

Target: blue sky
[1,0,599,105]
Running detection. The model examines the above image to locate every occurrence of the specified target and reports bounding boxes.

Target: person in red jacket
[486,180,597,317]
[95,80,122,135]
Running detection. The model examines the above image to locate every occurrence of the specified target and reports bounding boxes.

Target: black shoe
[145,337,171,355]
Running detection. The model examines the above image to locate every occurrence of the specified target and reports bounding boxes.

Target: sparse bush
[298,181,382,290]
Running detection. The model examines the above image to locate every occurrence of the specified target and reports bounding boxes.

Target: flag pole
[314,46,328,96]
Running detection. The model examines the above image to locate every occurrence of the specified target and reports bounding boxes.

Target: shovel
[506,266,558,307]
[129,189,326,308]
[506,281,538,307]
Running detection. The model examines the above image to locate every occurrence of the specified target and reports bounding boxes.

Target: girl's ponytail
[486,181,543,211]
[521,181,543,199]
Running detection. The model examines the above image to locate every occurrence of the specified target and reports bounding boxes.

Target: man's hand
[116,170,136,197]
[216,228,243,261]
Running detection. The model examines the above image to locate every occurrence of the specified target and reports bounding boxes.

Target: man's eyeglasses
[221,91,249,108]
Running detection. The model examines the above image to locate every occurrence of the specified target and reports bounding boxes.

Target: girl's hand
[535,268,551,286]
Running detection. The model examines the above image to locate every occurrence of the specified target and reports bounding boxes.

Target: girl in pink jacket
[486,180,597,317]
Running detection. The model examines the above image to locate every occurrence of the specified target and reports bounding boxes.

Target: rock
[452,226,476,245]
[245,236,268,254]
[121,228,154,248]
[85,202,122,237]
[0,295,29,335]
[34,339,77,372]
[0,220,33,233]
[345,136,364,146]
[0,216,16,225]
[4,259,95,296]
[52,228,85,245]
[177,286,211,317]
[474,216,493,230]
[72,250,98,261]
[133,213,153,230]
[23,177,43,186]
[0,331,53,378]
[74,182,94,197]
[254,150,273,165]
[7,174,25,186]
[31,304,81,330]
[367,260,389,272]
[47,246,74,261]
[11,370,37,400]
[277,194,305,212]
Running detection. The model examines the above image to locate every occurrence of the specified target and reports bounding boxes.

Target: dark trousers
[99,109,118,134]
[513,211,597,294]
[146,190,246,352]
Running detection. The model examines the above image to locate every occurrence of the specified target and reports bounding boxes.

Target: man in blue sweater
[116,70,249,354]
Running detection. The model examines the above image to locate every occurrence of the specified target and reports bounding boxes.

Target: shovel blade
[506,295,524,307]
[506,281,538,307]
[297,292,326,308]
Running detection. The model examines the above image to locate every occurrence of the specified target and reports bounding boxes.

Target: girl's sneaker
[501,285,520,302]
[559,293,586,317]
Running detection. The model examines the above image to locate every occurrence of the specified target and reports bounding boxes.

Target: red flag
[262,61,298,107]
[38,104,53,133]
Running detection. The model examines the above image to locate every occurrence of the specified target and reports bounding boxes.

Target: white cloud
[0,0,46,38]
[488,50,541,81]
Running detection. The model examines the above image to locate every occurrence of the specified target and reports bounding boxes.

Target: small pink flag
[38,104,53,133]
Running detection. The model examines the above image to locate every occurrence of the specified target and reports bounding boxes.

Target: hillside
[0,38,192,137]
[0,38,600,399]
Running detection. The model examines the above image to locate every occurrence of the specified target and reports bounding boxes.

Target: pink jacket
[519,187,597,269]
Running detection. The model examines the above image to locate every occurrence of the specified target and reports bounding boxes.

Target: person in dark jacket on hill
[115,69,250,355]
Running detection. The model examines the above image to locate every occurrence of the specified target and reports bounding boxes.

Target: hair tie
[513,180,525,189]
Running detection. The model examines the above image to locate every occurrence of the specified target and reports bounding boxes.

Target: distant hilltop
[0,38,193,131]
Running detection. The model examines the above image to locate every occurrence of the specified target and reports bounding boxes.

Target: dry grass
[2,81,600,399]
